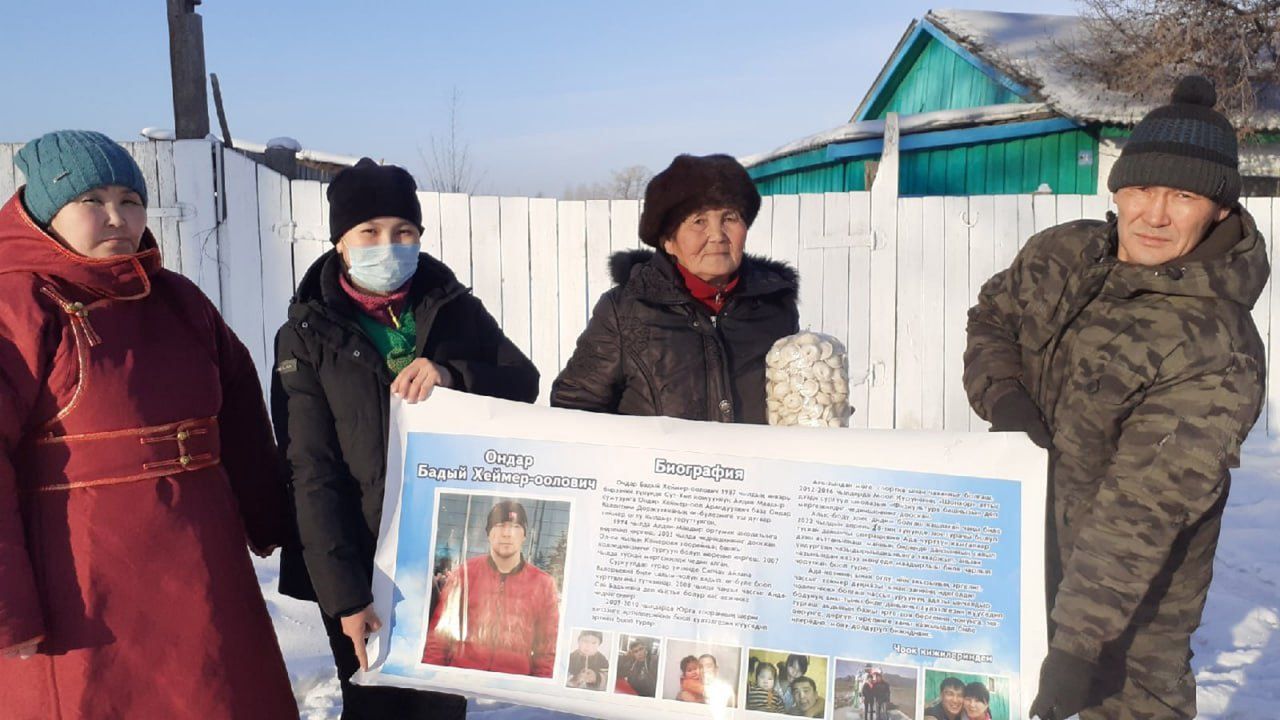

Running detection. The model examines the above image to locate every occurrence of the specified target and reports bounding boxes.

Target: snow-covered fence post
[263,137,300,180]
[866,112,900,428]
[173,139,222,310]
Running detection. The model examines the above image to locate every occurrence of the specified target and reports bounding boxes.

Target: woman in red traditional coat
[0,130,298,719]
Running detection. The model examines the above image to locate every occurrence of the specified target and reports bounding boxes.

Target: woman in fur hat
[0,130,296,718]
[551,153,798,423]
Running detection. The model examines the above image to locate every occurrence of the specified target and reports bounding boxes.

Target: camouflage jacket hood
[963,207,1268,693]
[1082,210,1268,309]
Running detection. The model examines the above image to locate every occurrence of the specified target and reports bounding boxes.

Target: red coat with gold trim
[0,192,297,719]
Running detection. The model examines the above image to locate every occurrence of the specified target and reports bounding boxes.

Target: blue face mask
[345,243,421,293]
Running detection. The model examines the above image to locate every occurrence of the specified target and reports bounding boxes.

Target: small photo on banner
[614,634,661,698]
[922,669,1012,720]
[419,491,572,679]
[746,648,830,717]
[663,639,743,709]
[833,658,919,720]
[564,628,612,692]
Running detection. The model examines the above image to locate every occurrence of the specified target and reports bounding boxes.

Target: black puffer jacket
[551,249,798,423]
[271,250,539,617]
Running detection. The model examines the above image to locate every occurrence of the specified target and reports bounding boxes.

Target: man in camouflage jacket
[964,76,1268,719]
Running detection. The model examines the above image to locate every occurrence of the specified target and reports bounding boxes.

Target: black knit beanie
[638,154,761,248]
[1108,75,1240,206]
[485,500,528,532]
[326,157,423,243]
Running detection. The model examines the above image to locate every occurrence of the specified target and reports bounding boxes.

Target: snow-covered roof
[744,10,1279,170]
[741,102,1055,168]
[926,9,1280,130]
[227,137,361,168]
[139,127,362,167]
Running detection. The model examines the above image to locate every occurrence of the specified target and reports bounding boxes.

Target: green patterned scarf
[354,308,418,375]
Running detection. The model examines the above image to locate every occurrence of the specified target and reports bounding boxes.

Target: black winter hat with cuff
[1107,75,1241,206]
[638,154,761,248]
[485,500,528,533]
[326,157,423,243]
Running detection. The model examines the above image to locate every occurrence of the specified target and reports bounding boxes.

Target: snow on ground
[1191,430,1280,716]
[251,558,342,719]
[258,431,1280,718]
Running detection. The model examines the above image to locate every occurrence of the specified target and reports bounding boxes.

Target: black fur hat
[638,154,761,248]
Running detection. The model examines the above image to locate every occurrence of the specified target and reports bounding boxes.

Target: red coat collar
[675,262,739,313]
[0,190,162,301]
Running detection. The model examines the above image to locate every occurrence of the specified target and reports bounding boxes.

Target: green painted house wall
[754,157,874,195]
[748,20,1104,197]
[866,35,1022,119]
[750,128,1099,196]
[900,128,1098,195]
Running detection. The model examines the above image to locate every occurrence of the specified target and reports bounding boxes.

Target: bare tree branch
[1052,0,1280,134]
[563,166,653,200]
[420,87,484,194]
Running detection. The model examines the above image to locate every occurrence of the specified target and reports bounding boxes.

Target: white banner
[359,390,1048,720]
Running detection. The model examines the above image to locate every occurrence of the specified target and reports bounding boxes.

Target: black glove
[1029,648,1096,719]
[989,388,1052,449]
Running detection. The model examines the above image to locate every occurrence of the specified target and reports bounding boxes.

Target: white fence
[2,137,1279,434]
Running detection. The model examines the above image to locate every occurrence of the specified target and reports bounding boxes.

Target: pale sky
[1,1,1081,196]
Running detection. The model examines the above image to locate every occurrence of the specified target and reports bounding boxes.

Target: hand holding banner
[360,390,1047,720]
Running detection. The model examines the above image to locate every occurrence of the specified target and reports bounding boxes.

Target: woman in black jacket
[551,154,798,423]
[271,159,539,719]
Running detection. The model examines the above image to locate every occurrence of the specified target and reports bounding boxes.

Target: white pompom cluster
[765,332,851,427]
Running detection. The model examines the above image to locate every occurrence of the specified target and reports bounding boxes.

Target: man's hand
[391,359,452,403]
[989,388,1053,449]
[0,639,39,660]
[340,605,383,672]
[1029,648,1096,719]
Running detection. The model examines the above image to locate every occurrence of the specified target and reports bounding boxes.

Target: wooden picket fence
[2,137,1279,434]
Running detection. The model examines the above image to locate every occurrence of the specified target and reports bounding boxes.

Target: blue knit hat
[15,130,149,225]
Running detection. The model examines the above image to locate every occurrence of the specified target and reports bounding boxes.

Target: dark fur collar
[608,248,798,301]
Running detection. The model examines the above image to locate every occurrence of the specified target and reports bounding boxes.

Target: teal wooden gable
[859,20,1025,120]
[747,17,1099,196]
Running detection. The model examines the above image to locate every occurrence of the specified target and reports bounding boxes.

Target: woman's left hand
[391,358,452,403]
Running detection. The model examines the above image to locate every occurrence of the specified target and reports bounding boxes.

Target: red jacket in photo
[422,553,560,677]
